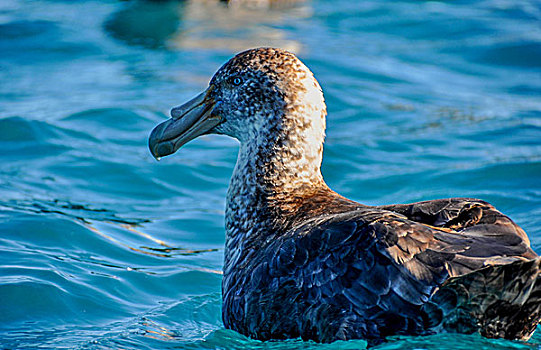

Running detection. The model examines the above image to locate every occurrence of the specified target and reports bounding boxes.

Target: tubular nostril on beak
[170,91,207,119]
[171,106,184,119]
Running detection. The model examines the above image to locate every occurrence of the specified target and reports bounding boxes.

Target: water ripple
[1,0,540,349]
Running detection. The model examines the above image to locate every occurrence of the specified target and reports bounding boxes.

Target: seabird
[148,47,541,346]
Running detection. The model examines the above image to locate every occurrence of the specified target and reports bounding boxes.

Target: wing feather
[237,198,537,342]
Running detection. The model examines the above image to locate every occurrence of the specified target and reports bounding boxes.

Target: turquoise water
[1,0,540,348]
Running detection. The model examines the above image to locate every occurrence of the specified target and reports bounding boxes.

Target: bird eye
[229,77,243,87]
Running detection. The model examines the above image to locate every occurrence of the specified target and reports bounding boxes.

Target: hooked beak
[149,87,219,159]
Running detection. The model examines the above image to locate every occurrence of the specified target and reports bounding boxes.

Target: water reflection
[3,198,149,225]
[104,0,183,49]
[104,0,309,53]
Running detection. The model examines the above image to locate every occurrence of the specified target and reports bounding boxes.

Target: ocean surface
[1,0,540,349]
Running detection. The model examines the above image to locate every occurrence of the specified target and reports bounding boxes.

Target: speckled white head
[150,47,327,188]
[208,48,326,146]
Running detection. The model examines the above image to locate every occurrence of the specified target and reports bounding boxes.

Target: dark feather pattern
[151,48,541,345]
[222,199,539,345]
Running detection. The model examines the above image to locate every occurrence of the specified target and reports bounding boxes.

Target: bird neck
[224,107,327,271]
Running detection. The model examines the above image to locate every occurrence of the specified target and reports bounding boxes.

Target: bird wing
[377,197,537,275]
[265,203,537,342]
[378,197,531,247]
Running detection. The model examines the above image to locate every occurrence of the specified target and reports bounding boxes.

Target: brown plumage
[148,48,540,346]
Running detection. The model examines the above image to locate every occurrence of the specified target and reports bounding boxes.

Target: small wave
[1,198,149,226]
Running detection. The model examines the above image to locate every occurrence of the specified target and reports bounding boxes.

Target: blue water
[1,0,540,348]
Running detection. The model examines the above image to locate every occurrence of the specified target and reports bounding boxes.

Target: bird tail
[427,257,541,340]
